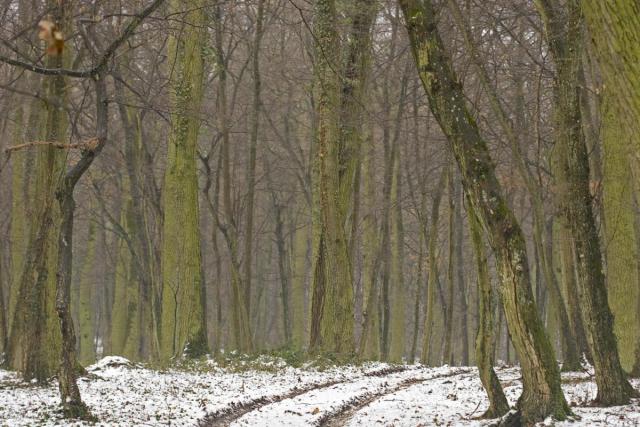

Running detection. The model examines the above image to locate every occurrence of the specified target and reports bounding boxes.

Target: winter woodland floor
[0,355,639,426]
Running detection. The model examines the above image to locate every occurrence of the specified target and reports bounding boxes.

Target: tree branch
[0,0,166,78]
[5,138,99,154]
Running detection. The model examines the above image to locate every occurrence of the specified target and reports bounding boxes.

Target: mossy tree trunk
[9,100,38,326]
[583,0,640,378]
[600,80,640,375]
[447,0,580,370]
[407,87,427,363]
[536,0,637,404]
[7,0,69,379]
[309,0,376,355]
[290,210,309,350]
[108,195,141,360]
[400,0,570,422]
[160,0,208,362]
[309,0,354,354]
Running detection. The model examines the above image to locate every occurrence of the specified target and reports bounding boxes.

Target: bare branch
[0,0,166,78]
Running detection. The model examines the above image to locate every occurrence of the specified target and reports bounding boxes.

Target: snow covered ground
[0,356,638,426]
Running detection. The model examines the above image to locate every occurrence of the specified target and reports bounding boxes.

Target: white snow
[0,357,638,426]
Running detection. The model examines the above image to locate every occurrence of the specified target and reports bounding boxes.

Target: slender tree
[468,203,509,418]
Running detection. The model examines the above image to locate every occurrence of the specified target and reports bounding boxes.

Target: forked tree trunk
[310,0,376,355]
[400,0,570,422]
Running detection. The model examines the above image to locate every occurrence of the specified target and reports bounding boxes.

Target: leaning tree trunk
[400,0,570,423]
[447,0,580,370]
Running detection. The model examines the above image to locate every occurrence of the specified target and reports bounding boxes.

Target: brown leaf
[38,19,65,56]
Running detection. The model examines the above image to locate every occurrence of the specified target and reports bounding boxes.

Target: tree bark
[159,0,209,362]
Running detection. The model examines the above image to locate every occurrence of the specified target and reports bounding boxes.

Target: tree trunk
[213,0,252,353]
[447,0,579,369]
[309,0,376,355]
[242,0,265,323]
[443,166,455,365]
[359,133,381,360]
[77,221,96,365]
[160,0,208,361]
[454,172,469,366]
[113,67,159,360]
[7,9,67,379]
[421,165,447,365]
[55,188,90,419]
[582,1,640,148]
[536,0,638,404]
[400,0,570,422]
[389,123,406,363]
[601,89,640,373]
[468,203,509,419]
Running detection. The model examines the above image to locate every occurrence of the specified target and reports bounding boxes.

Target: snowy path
[199,365,407,426]
[228,366,468,427]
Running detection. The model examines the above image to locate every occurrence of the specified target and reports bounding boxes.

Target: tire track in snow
[198,365,407,427]
[228,366,468,426]
[317,368,471,427]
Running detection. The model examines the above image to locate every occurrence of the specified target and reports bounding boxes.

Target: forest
[0,0,639,426]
